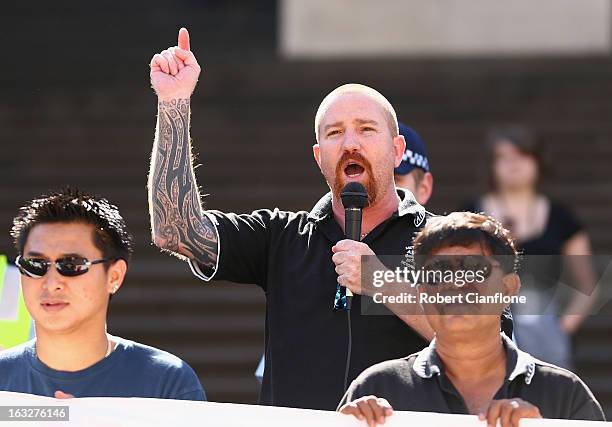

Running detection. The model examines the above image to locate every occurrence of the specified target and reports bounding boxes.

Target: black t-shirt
[462,198,583,255]
[189,189,431,410]
[462,198,583,290]
[339,334,605,421]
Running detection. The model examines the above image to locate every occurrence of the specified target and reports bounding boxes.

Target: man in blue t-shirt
[0,189,205,401]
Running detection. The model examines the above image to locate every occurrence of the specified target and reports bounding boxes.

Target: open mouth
[344,162,365,178]
[41,302,69,312]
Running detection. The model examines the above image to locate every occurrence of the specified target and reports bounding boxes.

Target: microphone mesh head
[340,182,369,209]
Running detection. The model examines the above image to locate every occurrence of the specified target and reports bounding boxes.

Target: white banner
[0,391,608,427]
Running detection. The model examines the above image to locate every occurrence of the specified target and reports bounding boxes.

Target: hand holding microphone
[332,183,373,309]
[332,239,375,297]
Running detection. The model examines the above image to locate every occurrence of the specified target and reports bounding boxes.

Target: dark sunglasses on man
[15,255,112,279]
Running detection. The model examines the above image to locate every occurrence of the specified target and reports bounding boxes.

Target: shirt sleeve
[175,388,207,401]
[337,377,367,410]
[550,201,584,243]
[568,376,606,421]
[188,208,290,290]
[164,359,207,402]
[337,361,401,410]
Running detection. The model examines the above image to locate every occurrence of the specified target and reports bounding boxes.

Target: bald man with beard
[148,28,436,410]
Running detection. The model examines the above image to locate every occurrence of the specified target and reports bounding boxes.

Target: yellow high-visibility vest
[0,255,33,350]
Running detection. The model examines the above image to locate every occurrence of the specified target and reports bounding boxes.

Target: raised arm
[147,28,218,270]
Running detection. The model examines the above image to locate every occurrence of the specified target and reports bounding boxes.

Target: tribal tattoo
[148,99,218,270]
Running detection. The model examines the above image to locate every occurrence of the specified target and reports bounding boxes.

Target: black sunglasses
[16,255,111,279]
[421,255,501,286]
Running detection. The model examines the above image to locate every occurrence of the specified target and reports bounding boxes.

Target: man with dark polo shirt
[148,28,434,410]
[392,124,514,340]
[339,212,604,425]
[251,122,506,383]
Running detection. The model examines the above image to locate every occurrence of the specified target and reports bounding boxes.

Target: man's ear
[313,143,322,169]
[107,259,127,295]
[502,273,521,297]
[393,135,406,167]
[416,172,434,205]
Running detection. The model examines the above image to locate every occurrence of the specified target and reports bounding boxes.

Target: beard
[332,151,378,206]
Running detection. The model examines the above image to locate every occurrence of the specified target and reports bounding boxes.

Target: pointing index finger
[178,27,190,51]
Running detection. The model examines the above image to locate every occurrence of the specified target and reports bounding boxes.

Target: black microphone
[340,183,369,300]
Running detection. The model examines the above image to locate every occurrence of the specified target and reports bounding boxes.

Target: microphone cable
[343,305,353,393]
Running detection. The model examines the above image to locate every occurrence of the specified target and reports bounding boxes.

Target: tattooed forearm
[147,98,218,269]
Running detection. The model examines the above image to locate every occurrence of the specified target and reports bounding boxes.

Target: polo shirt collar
[412,333,537,385]
[413,338,442,378]
[307,188,426,223]
[505,333,537,385]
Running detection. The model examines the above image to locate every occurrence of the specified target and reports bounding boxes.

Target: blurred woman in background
[463,125,598,369]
